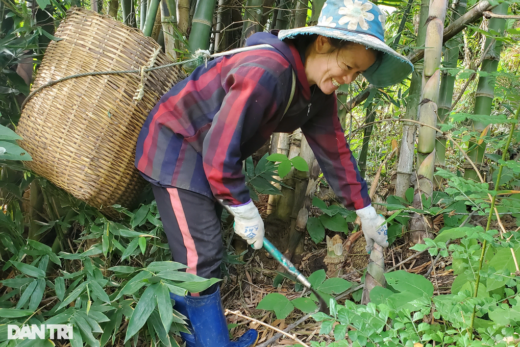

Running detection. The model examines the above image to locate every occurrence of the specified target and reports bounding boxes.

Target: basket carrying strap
[217,44,296,118]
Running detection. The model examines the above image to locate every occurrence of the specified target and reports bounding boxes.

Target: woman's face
[305,36,377,95]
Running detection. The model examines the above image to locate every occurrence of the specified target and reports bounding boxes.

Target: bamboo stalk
[395,0,429,198]
[122,0,137,27]
[435,0,468,186]
[140,0,148,30]
[188,0,217,52]
[464,3,508,181]
[274,0,291,30]
[177,0,190,36]
[161,0,177,59]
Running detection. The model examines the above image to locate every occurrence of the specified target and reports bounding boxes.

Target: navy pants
[152,185,224,294]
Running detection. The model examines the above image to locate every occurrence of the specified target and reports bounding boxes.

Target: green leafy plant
[306,197,357,244]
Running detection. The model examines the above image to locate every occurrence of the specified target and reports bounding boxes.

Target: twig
[225,309,309,347]
[385,249,428,273]
[483,11,520,19]
[23,297,57,324]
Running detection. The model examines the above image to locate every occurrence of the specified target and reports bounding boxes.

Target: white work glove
[356,205,388,254]
[227,200,265,250]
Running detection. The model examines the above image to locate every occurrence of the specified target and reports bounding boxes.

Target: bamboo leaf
[57,282,88,311]
[0,308,33,317]
[89,279,111,304]
[70,326,83,347]
[1,277,34,288]
[172,278,221,293]
[124,284,157,343]
[73,315,99,347]
[16,279,37,309]
[10,261,45,278]
[150,310,172,347]
[108,266,139,274]
[115,271,153,300]
[138,236,147,254]
[155,282,173,333]
[28,278,46,311]
[121,238,139,260]
[146,261,188,273]
[131,205,150,228]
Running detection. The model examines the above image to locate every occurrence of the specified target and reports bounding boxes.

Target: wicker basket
[16,8,185,213]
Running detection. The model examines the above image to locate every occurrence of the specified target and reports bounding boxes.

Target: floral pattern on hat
[319,16,337,27]
[338,0,374,30]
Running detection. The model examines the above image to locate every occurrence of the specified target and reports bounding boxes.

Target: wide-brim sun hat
[278,0,414,87]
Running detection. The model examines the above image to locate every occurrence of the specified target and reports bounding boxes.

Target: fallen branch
[225,309,310,347]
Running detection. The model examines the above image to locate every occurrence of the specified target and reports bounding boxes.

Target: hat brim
[278,26,413,87]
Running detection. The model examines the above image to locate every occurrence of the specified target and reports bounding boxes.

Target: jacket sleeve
[202,64,291,206]
[301,94,371,210]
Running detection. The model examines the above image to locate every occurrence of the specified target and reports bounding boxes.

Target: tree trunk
[411,0,447,244]
[241,0,264,46]
[188,0,217,52]
[108,0,119,18]
[394,0,429,199]
[122,0,137,27]
[434,0,467,187]
[464,3,508,181]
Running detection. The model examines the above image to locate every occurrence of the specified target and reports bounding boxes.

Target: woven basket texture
[16,8,185,213]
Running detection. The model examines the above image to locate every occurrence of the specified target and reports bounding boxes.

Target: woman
[135,0,413,345]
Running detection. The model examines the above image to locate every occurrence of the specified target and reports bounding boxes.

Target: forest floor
[217,193,519,346]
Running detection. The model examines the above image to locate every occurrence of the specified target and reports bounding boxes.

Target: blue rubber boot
[171,288,258,347]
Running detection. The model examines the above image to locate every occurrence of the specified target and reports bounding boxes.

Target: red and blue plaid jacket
[135,32,370,210]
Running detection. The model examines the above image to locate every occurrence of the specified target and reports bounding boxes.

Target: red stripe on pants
[167,188,199,276]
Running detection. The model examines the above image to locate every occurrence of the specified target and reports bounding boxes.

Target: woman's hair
[295,34,384,71]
